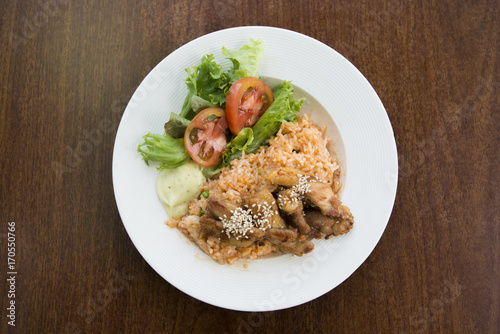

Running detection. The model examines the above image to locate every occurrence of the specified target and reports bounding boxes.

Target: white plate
[112,26,398,311]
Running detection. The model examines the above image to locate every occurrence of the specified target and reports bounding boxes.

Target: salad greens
[138,39,305,176]
[190,95,217,113]
[178,38,265,119]
[137,133,191,169]
[180,54,229,118]
[222,39,265,83]
[163,113,190,139]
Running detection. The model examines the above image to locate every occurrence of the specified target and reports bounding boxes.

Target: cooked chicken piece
[263,167,343,218]
[200,215,226,237]
[265,228,314,256]
[200,216,265,248]
[289,206,310,235]
[338,205,353,221]
[265,227,298,243]
[303,209,336,228]
[304,208,354,238]
[280,241,314,256]
[306,228,323,240]
[324,219,353,238]
[328,205,354,236]
[262,167,311,187]
[277,189,300,214]
[206,195,238,220]
[277,189,310,234]
[246,189,286,229]
[305,181,341,217]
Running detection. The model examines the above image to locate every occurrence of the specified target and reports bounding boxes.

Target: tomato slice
[226,77,274,135]
[184,108,228,167]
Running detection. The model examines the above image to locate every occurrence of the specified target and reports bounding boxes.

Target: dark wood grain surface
[1,0,498,333]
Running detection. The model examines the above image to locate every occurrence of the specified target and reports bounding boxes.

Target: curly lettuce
[178,39,265,119]
[179,54,230,118]
[137,133,191,169]
[222,39,265,83]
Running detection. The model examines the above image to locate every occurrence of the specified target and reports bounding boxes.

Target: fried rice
[167,114,341,264]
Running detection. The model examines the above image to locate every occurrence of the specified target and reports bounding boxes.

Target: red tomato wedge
[184,108,228,167]
[225,77,274,135]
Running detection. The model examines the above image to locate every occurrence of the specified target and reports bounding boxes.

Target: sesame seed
[292,175,311,196]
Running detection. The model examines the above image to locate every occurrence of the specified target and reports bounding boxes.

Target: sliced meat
[234,227,266,247]
[265,228,298,243]
[206,195,238,220]
[303,209,336,228]
[306,228,323,240]
[277,189,300,214]
[246,189,286,229]
[330,205,354,236]
[278,239,314,256]
[287,203,310,234]
[322,218,353,238]
[200,215,264,248]
[277,189,310,234]
[262,167,310,187]
[322,217,353,238]
[339,204,354,221]
[265,228,314,256]
[200,215,225,237]
[263,167,341,218]
[304,207,354,237]
[305,181,341,217]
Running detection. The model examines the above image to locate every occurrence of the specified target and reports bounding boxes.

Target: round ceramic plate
[112,26,398,311]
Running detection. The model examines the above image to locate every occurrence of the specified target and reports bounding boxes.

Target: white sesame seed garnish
[292,174,311,196]
[221,207,255,238]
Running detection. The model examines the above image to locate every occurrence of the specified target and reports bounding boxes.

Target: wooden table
[1,0,498,333]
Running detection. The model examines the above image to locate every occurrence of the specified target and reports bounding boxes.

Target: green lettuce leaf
[190,95,217,113]
[223,81,305,164]
[180,54,231,118]
[164,113,190,139]
[222,39,265,83]
[137,133,191,169]
[202,166,223,179]
[179,39,265,118]
[227,127,254,154]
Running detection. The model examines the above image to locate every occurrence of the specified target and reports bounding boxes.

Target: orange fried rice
[168,115,341,264]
